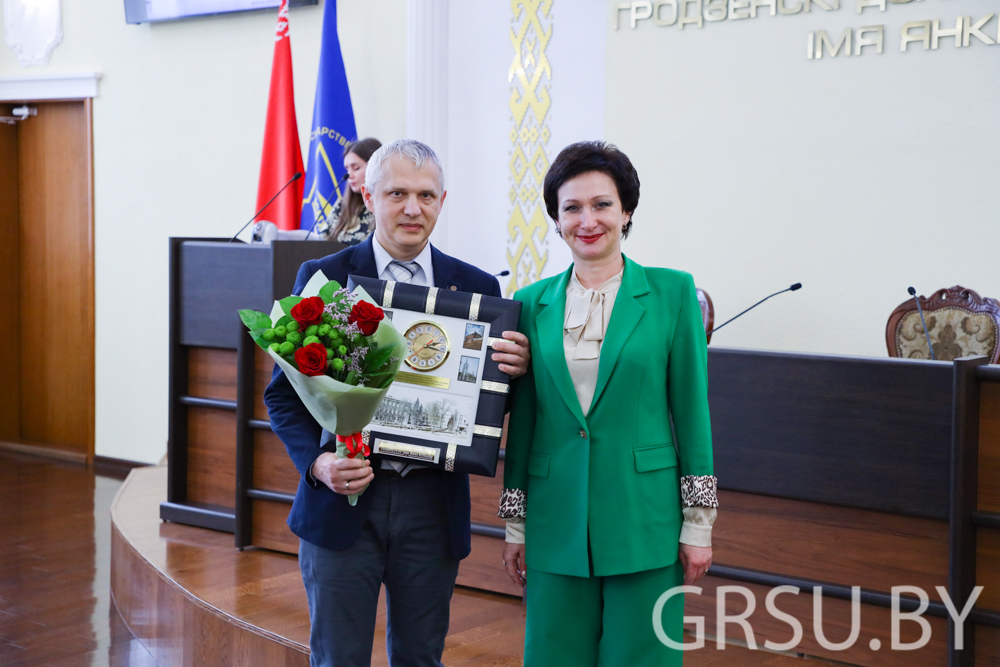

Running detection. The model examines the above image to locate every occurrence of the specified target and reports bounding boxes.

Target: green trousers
[524,561,686,667]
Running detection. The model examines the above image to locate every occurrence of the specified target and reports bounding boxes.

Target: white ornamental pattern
[4,0,63,67]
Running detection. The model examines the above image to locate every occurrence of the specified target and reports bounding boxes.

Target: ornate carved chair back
[697,288,715,345]
[886,285,1000,363]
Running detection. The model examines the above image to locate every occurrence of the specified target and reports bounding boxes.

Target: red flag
[256,0,305,231]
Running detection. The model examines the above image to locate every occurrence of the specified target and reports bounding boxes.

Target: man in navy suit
[264,139,530,667]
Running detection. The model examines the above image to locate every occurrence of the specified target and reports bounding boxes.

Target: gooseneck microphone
[908,287,936,361]
[494,270,511,277]
[708,283,802,336]
[304,173,351,241]
[230,172,303,242]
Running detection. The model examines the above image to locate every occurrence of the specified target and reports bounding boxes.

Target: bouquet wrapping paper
[266,270,405,504]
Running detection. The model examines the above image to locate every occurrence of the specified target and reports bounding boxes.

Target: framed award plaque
[346,275,522,477]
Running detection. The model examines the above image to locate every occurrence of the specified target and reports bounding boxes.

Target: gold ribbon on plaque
[469,293,482,321]
[425,287,439,315]
[480,381,509,395]
[473,425,503,439]
[382,281,396,309]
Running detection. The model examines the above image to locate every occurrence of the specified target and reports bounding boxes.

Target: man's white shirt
[370,234,434,289]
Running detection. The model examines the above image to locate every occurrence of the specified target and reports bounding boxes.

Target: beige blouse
[505,267,717,547]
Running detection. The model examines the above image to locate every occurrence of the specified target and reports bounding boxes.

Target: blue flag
[300,0,358,231]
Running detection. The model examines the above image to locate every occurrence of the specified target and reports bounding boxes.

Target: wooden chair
[886,285,1000,363]
[697,288,714,345]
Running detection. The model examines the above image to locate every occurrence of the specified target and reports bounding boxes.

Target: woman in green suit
[499,141,718,666]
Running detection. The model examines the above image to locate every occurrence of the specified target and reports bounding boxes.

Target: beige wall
[605,6,1000,358]
[447,3,999,363]
[0,0,407,463]
[4,2,997,463]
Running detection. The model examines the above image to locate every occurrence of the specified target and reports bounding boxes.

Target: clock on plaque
[347,274,522,478]
[403,321,451,371]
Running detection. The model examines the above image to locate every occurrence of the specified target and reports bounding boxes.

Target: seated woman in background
[319,137,381,245]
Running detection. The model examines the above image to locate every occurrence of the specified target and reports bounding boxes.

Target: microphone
[494,270,510,277]
[907,287,936,361]
[708,283,802,336]
[230,172,303,242]
[304,173,350,241]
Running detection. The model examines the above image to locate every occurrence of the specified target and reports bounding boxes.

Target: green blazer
[504,256,713,578]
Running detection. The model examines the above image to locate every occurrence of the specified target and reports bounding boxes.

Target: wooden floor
[3,450,820,666]
[0,451,158,666]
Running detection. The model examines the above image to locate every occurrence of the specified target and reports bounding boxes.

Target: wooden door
[0,107,20,441]
[0,101,95,459]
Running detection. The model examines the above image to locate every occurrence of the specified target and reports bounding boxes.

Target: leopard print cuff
[498,488,526,520]
[680,475,719,508]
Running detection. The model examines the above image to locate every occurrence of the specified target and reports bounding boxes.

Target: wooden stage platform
[111,465,820,666]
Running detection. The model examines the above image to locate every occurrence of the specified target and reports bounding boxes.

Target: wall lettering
[611,0,1000,59]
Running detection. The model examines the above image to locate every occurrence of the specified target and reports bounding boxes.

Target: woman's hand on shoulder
[502,542,527,587]
[678,544,712,586]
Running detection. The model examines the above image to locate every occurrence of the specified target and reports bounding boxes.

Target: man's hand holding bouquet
[240,271,405,505]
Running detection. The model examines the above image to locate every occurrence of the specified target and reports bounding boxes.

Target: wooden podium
[159,238,340,536]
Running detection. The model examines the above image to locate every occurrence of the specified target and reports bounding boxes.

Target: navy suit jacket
[263,236,502,560]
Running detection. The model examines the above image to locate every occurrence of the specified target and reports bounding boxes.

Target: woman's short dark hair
[542,141,640,239]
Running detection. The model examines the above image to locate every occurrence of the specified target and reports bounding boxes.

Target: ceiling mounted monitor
[125,0,317,24]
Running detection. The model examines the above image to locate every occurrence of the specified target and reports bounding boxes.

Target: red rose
[294,343,328,377]
[348,301,385,336]
[291,296,325,328]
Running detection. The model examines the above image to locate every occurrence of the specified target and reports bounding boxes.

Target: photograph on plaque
[347,275,521,477]
[463,323,485,351]
[457,356,480,383]
[369,383,476,443]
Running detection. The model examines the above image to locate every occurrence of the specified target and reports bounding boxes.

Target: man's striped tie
[388,260,419,284]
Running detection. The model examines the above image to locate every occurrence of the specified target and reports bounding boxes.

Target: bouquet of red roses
[239,270,405,504]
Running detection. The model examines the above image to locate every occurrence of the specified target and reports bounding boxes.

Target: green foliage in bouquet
[239,280,398,389]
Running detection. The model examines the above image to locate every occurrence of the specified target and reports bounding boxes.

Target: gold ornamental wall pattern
[506,0,552,296]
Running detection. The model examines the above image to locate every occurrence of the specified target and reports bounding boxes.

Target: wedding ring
[346,481,351,490]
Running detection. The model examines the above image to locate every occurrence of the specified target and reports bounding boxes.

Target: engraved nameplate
[374,439,441,464]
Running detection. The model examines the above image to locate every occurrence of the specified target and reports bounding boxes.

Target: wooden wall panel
[457,534,523,598]
[470,460,504,527]
[253,430,299,494]
[979,380,1000,514]
[714,491,949,599]
[187,407,237,508]
[977,625,1000,667]
[976,527,1000,611]
[188,347,237,401]
[251,499,298,554]
[255,346,274,421]
[0,106,20,442]
[17,101,94,457]
[688,576,948,667]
